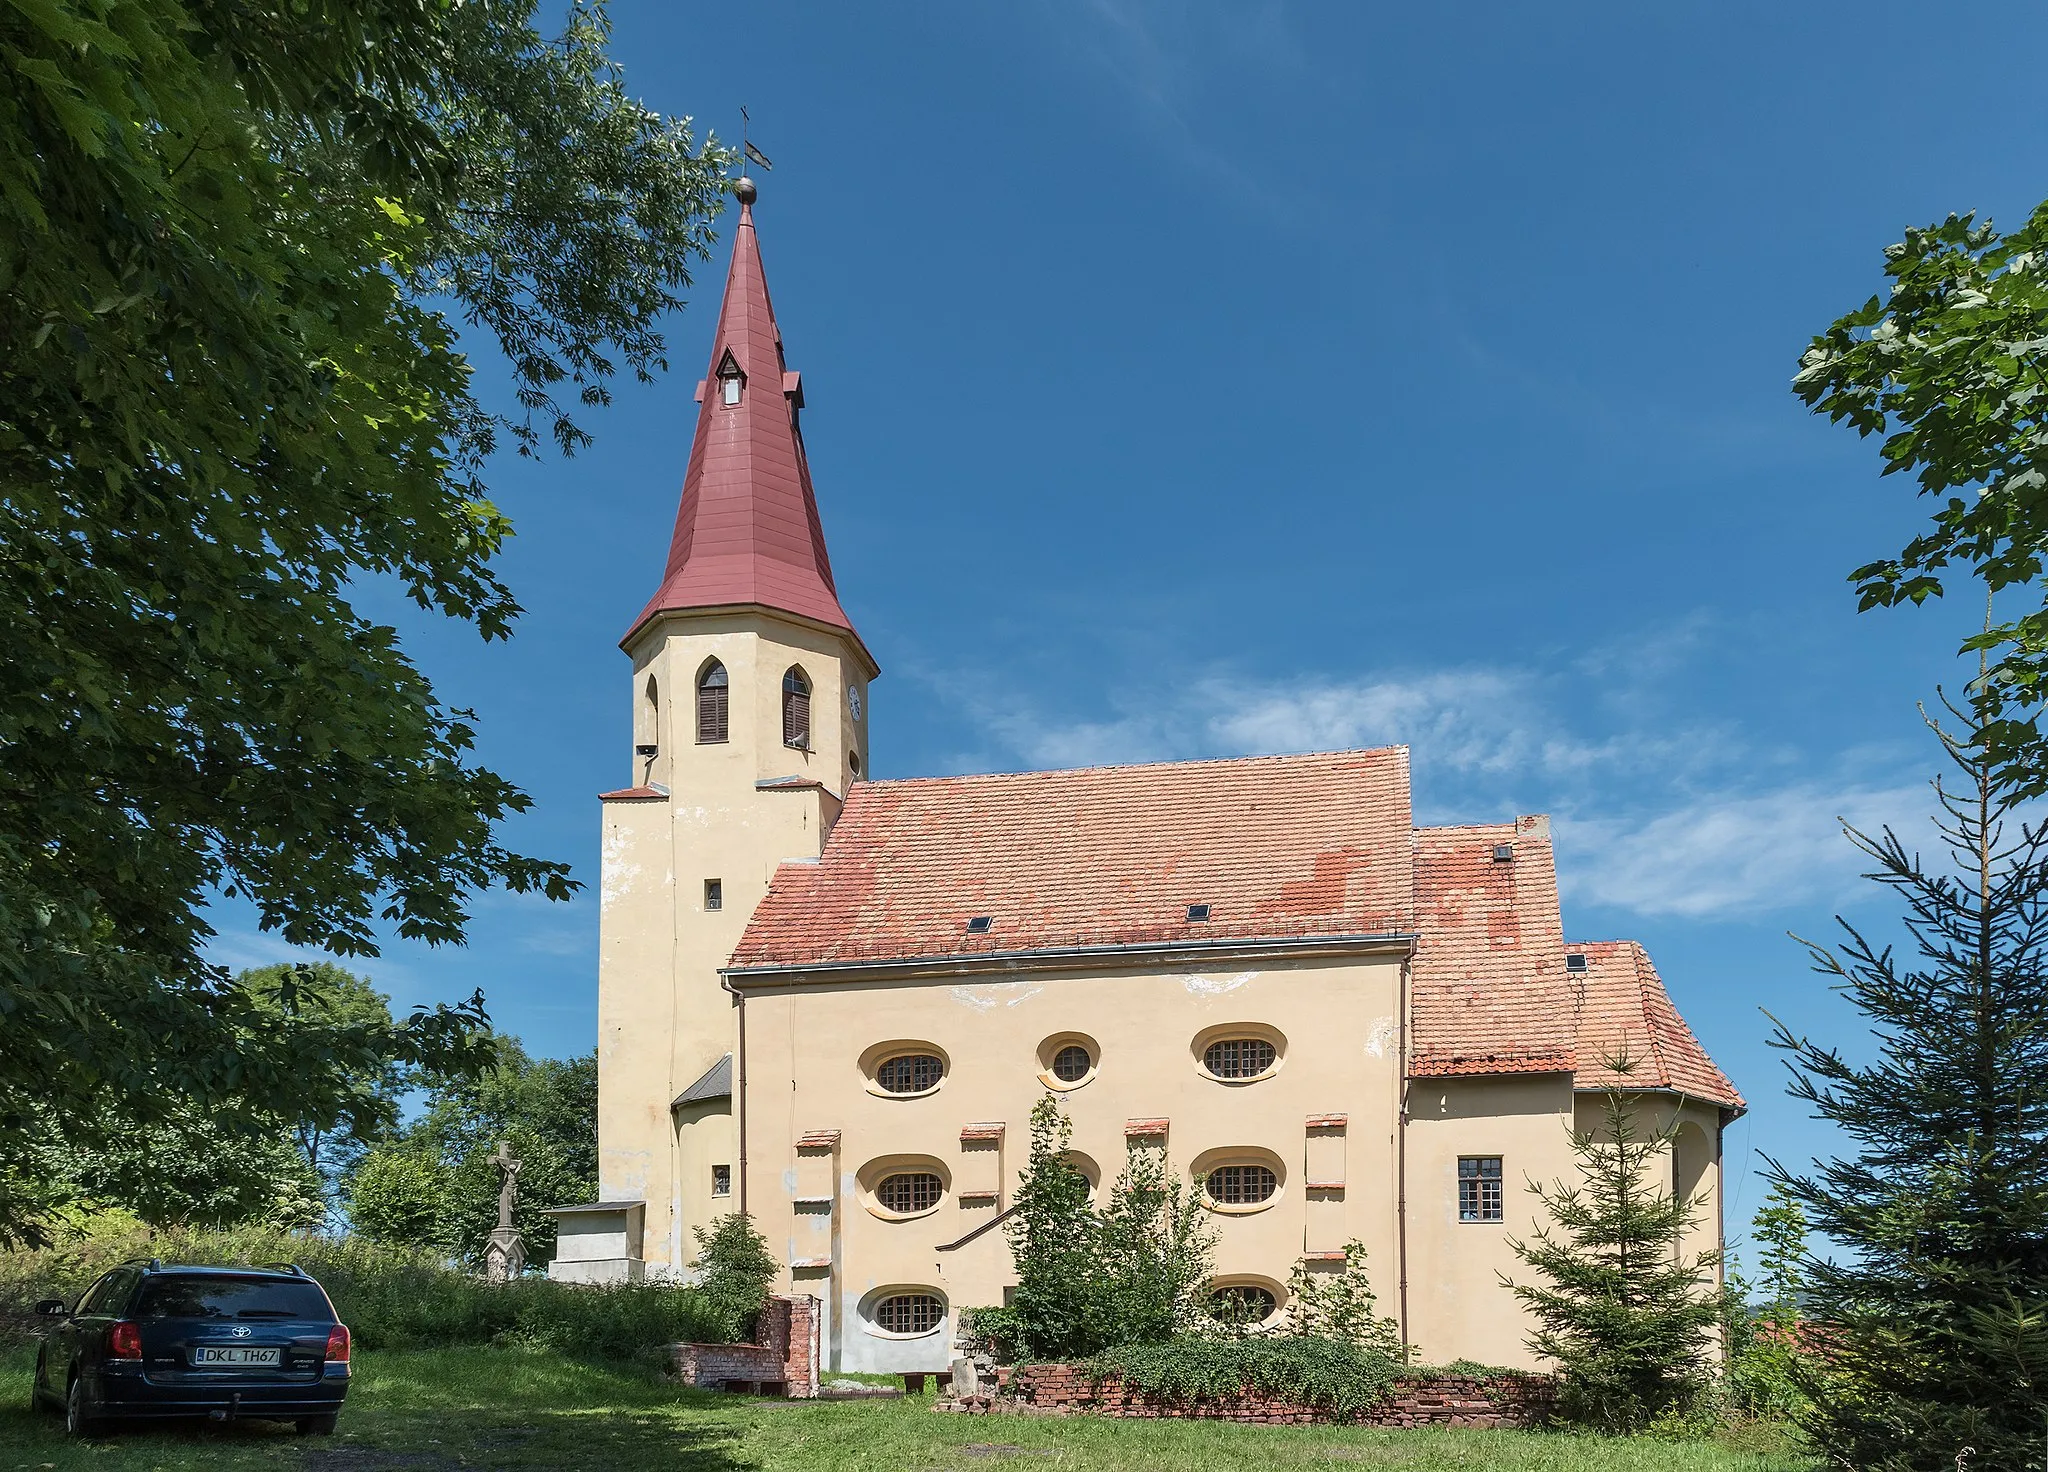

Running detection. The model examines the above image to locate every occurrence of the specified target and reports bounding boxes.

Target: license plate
[192,1346,280,1367]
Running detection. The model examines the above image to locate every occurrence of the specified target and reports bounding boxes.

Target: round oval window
[1203,1037,1276,1079]
[873,1293,944,1335]
[876,1172,943,1214]
[1205,1164,1278,1206]
[1209,1285,1277,1323]
[1051,1044,1092,1082]
[876,1053,943,1094]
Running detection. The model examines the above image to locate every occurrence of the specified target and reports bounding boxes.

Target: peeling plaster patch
[950,981,1043,1011]
[782,1168,799,1195]
[599,829,639,909]
[1176,969,1259,996]
[1363,1015,1397,1057]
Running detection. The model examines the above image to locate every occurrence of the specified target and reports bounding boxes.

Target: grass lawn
[0,1341,1815,1471]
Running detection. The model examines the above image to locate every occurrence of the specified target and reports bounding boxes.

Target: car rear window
[133,1276,333,1321]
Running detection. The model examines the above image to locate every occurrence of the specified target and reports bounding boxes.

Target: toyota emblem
[230,1325,252,1338]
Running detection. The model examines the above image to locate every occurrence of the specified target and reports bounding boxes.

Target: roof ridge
[1628,940,1673,1089]
[851,746,1410,788]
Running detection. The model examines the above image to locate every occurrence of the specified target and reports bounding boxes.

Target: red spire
[625,187,870,666]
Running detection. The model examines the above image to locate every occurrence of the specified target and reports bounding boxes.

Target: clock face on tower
[848,686,863,721]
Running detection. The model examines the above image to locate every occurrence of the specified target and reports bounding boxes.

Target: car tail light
[324,1324,351,1363]
[107,1321,142,1360]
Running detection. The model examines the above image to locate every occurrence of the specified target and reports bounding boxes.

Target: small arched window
[781,666,811,750]
[872,1293,944,1335]
[696,661,729,744]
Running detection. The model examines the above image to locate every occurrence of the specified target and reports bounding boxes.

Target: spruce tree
[1770,697,2048,1470]
[1505,1061,1722,1432]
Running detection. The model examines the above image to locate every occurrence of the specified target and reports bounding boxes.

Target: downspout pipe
[1396,957,1412,1358]
[721,974,748,1217]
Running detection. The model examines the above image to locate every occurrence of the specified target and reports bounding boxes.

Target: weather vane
[738,105,774,203]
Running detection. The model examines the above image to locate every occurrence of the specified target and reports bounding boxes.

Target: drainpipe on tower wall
[722,975,748,1217]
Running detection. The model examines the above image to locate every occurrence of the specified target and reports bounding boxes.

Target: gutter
[724,931,1418,987]
[720,974,748,1217]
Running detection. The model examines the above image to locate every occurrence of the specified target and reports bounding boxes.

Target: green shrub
[1086,1336,1402,1418]
[688,1213,777,1343]
[0,1219,730,1355]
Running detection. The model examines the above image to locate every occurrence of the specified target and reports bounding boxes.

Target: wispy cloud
[1557,783,1931,920]
[929,619,1941,922]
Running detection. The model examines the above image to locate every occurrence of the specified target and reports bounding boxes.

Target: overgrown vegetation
[1086,1336,1403,1419]
[0,1211,774,1357]
[1003,1095,1218,1359]
[1769,697,2048,1470]
[1285,1240,1404,1358]
[1721,1184,1810,1425]
[1505,1061,1722,1434]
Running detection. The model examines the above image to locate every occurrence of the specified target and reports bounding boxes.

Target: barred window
[711,1164,731,1197]
[875,1053,943,1094]
[696,661,729,744]
[876,1172,943,1214]
[1203,1037,1277,1079]
[1204,1164,1278,1206]
[781,667,811,749]
[873,1293,944,1335]
[1459,1156,1504,1222]
[1051,1045,1092,1082]
[1208,1285,1277,1323]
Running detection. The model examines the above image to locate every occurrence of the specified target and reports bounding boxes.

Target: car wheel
[295,1413,338,1436]
[64,1374,99,1438]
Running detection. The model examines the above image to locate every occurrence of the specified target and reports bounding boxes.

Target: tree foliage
[0,0,728,1247]
[1003,1094,1217,1360]
[1285,1240,1404,1360]
[345,1037,596,1265]
[1795,203,2048,796]
[689,1213,778,1344]
[1505,1067,1722,1434]
[1769,699,2048,1469]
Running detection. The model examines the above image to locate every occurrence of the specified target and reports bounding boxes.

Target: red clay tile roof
[1569,940,1744,1110]
[728,749,1416,969]
[1409,817,1578,1079]
[625,195,872,667]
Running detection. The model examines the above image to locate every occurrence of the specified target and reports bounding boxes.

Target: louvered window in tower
[696,661,729,744]
[782,667,811,749]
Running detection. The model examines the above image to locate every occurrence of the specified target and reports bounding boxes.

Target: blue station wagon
[31,1260,351,1436]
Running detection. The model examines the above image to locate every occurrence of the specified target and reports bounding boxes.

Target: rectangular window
[1458,1156,1503,1222]
[712,1164,732,1197]
[704,879,722,912]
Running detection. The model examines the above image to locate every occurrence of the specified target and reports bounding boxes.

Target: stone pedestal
[484,1227,527,1282]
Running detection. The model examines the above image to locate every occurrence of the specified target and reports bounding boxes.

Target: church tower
[595,178,877,1276]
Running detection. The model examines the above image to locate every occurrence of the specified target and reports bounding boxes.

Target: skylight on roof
[1185,904,1211,922]
[965,915,993,934]
[1565,953,1588,973]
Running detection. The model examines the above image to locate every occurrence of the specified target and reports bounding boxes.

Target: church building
[560,180,1744,1374]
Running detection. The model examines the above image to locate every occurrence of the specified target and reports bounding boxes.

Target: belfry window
[696,661,729,744]
[782,667,811,749]
[717,351,745,407]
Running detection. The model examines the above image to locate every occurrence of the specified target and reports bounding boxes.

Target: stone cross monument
[483,1138,526,1282]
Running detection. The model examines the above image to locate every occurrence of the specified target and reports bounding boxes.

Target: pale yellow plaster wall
[596,608,871,1274]
[737,953,1408,1373]
[1404,1074,1577,1370]
[1572,1092,1727,1290]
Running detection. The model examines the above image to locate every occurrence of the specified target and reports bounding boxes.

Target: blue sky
[211,1,2048,1253]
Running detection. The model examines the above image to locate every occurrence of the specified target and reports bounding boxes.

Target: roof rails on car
[263,1262,308,1276]
[119,1257,163,1271]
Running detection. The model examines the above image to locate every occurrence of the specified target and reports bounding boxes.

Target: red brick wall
[668,1294,821,1398]
[992,1364,1556,1428]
